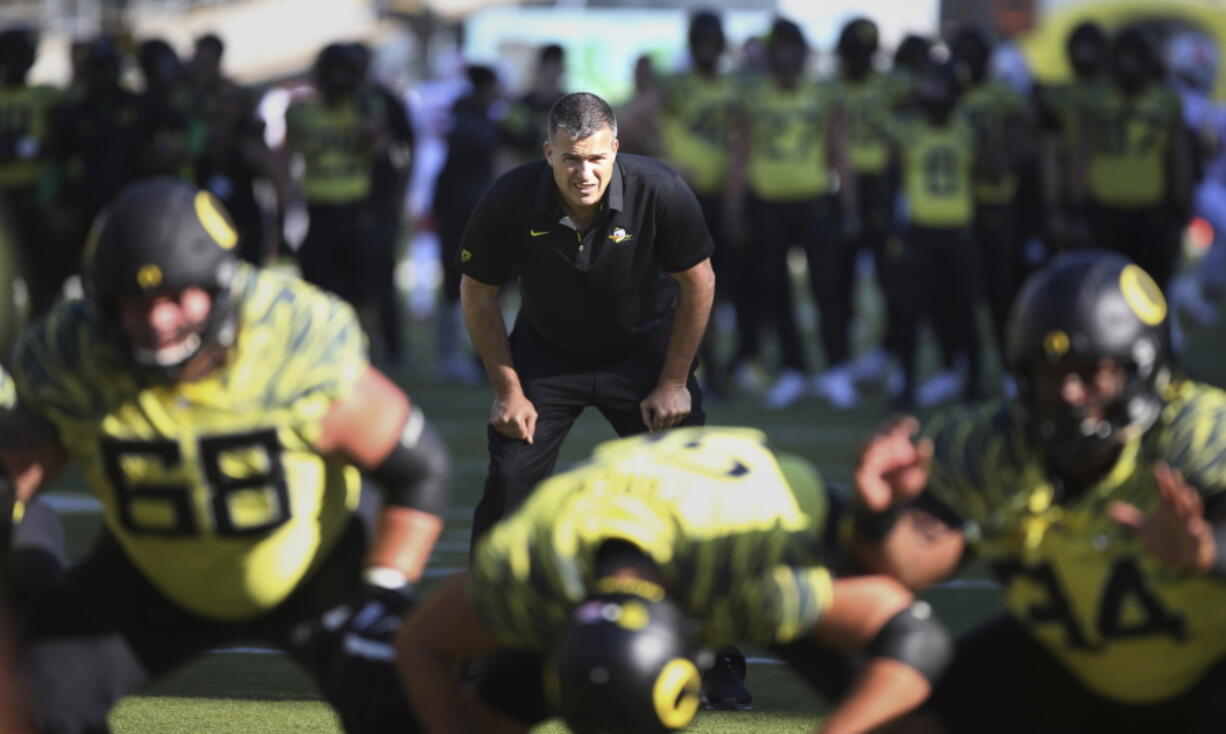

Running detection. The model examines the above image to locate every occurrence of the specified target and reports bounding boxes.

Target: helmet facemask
[1007,252,1170,477]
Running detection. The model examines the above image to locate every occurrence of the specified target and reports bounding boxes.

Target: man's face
[1032,358,1128,426]
[118,286,212,367]
[544,125,618,215]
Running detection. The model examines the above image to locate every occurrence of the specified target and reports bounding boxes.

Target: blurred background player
[1074,27,1192,291]
[189,32,277,267]
[725,17,857,410]
[887,59,981,407]
[282,43,387,351]
[1038,21,1108,253]
[0,27,62,317]
[830,17,903,394]
[432,63,500,385]
[657,10,736,399]
[499,43,566,170]
[0,177,450,733]
[400,427,951,734]
[135,37,203,181]
[851,251,1226,734]
[351,40,415,372]
[950,25,1033,388]
[49,36,152,291]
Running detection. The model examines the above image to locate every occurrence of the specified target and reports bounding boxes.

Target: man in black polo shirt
[461,91,714,537]
[459,92,751,711]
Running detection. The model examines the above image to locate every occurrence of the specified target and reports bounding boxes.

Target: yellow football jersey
[285,97,379,204]
[659,71,734,196]
[958,81,1027,205]
[10,265,367,620]
[923,381,1226,703]
[893,115,975,228]
[832,73,895,176]
[1084,84,1182,208]
[738,78,837,201]
[471,427,833,651]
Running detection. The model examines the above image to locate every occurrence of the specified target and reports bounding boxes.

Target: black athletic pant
[910,225,981,401]
[928,614,1226,734]
[734,196,840,373]
[297,200,376,311]
[17,517,420,734]
[2,188,69,318]
[974,201,1026,365]
[469,317,705,546]
[1087,203,1183,291]
[695,193,733,393]
[853,173,897,354]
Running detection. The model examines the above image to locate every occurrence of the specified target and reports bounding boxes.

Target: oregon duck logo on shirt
[609,227,633,244]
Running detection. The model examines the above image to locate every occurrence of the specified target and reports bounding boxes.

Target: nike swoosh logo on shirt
[529,230,550,237]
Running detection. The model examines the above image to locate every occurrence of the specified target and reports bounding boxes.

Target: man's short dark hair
[195,33,223,56]
[547,92,617,140]
[539,43,565,66]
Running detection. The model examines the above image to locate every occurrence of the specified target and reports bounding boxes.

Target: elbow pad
[366,407,451,517]
[865,601,953,684]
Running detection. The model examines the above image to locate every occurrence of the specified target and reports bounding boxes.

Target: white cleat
[917,368,962,407]
[812,366,859,410]
[763,369,809,409]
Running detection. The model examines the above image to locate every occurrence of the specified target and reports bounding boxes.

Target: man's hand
[1110,462,1217,573]
[490,391,537,444]
[640,382,691,433]
[854,416,933,513]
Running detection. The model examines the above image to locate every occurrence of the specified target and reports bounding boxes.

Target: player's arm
[722,103,749,237]
[640,258,714,432]
[0,406,68,567]
[461,273,537,443]
[315,365,449,585]
[396,572,528,734]
[827,105,858,223]
[807,575,951,734]
[848,417,967,591]
[1110,462,1226,577]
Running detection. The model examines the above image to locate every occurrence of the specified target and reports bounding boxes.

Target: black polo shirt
[458,154,713,358]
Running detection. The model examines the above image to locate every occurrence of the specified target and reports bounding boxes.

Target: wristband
[363,565,409,590]
[852,503,902,541]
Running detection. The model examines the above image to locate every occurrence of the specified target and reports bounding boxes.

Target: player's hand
[1109,462,1217,574]
[490,391,537,444]
[640,382,691,433]
[854,416,933,513]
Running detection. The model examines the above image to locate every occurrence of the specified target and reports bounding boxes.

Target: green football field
[35,258,1226,733]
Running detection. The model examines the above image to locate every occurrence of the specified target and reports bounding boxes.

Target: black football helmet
[550,585,703,734]
[950,25,991,86]
[83,176,241,378]
[1111,27,1160,94]
[914,59,960,123]
[1067,21,1107,80]
[1006,251,1170,467]
[837,18,878,78]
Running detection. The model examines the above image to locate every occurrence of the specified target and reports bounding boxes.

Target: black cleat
[701,653,753,710]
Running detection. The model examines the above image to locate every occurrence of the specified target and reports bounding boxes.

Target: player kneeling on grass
[850,251,1226,734]
[0,177,450,734]
[397,427,952,734]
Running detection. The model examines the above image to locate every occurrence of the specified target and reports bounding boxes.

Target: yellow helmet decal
[594,577,666,602]
[1119,264,1166,326]
[615,601,650,631]
[652,658,701,729]
[137,264,163,290]
[1043,330,1069,358]
[194,191,238,250]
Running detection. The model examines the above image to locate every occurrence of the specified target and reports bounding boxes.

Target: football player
[0,177,450,733]
[850,251,1226,733]
[398,427,951,734]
